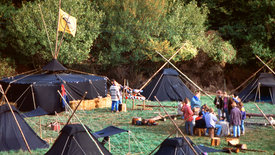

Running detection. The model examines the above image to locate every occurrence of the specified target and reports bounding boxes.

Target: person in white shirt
[110,79,120,112]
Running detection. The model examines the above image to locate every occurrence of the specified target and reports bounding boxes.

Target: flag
[58,9,77,37]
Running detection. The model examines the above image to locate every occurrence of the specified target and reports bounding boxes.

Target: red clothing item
[183,104,194,122]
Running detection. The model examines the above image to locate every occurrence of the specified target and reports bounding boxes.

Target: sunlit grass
[1,96,275,154]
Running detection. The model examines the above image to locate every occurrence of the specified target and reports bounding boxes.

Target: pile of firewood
[223,138,266,153]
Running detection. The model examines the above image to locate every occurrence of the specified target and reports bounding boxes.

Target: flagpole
[54,0,62,59]
[56,11,72,58]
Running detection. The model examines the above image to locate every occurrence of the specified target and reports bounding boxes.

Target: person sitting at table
[191,90,201,113]
[201,104,209,120]
[194,111,206,129]
[205,108,222,137]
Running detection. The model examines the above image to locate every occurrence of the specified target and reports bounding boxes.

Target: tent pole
[254,103,275,130]
[154,96,198,155]
[254,84,259,102]
[64,91,87,126]
[68,69,106,78]
[256,55,275,75]
[54,0,62,59]
[139,45,184,90]
[147,74,163,100]
[30,85,37,109]
[258,83,261,103]
[0,84,11,105]
[155,51,213,100]
[0,85,32,153]
[109,137,111,152]
[269,88,274,104]
[38,4,54,57]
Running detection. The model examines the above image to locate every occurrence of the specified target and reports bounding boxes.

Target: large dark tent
[141,68,194,101]
[46,124,111,155]
[238,73,275,104]
[155,137,224,155]
[0,59,107,114]
[0,104,49,151]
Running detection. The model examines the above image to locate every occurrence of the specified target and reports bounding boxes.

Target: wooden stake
[154,96,198,155]
[256,55,275,75]
[0,85,32,153]
[39,117,42,138]
[64,91,87,125]
[254,103,275,130]
[155,51,213,100]
[139,45,184,90]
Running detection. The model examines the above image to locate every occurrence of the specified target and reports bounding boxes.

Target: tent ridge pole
[139,45,184,90]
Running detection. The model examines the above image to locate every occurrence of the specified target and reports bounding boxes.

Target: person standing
[177,101,185,116]
[182,98,194,136]
[223,91,230,122]
[214,90,224,120]
[110,79,120,112]
[239,102,246,135]
[230,102,242,137]
[191,90,201,113]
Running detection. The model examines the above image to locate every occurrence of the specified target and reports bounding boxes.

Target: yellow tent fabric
[58,9,77,37]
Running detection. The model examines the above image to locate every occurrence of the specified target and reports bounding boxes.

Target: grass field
[1,96,275,155]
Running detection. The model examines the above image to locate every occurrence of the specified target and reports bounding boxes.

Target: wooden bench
[194,128,206,137]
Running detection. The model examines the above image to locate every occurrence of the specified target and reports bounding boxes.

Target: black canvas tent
[46,124,111,155]
[238,73,275,104]
[0,59,107,114]
[155,137,224,155]
[0,104,49,151]
[141,68,194,101]
[93,126,128,138]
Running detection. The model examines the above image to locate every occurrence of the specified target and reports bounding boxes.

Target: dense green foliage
[0,0,274,75]
[197,0,275,65]
[1,0,104,65]
[92,0,236,67]
[0,56,16,78]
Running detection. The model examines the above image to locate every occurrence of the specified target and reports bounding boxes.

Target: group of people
[177,90,246,138]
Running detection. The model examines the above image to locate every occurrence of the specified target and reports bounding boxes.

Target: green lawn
[1,96,275,154]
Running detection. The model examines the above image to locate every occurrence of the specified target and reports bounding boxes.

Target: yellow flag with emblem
[58,9,77,37]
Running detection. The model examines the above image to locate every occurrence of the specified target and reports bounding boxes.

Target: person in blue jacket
[191,90,201,112]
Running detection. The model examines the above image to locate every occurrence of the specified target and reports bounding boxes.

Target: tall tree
[197,0,275,65]
[93,0,236,68]
[2,0,104,66]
